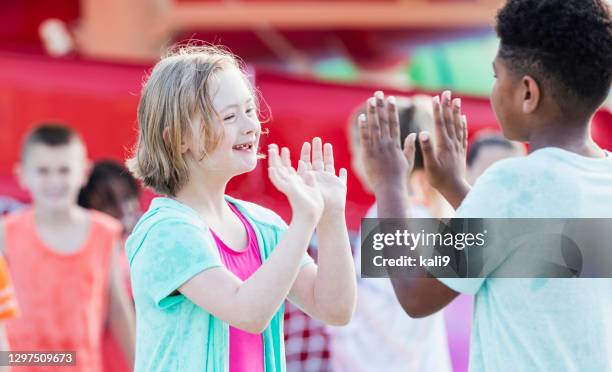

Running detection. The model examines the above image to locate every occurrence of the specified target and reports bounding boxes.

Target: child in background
[330,96,452,372]
[0,125,135,372]
[125,45,356,371]
[78,160,141,372]
[466,132,525,184]
[78,160,142,235]
[0,255,18,372]
[358,0,612,371]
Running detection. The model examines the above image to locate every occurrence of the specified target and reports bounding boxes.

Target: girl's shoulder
[224,196,287,230]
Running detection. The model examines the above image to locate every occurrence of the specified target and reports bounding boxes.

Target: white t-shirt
[330,204,452,372]
[440,147,612,372]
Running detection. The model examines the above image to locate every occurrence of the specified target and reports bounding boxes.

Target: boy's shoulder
[87,209,122,236]
[477,148,578,184]
[1,207,31,228]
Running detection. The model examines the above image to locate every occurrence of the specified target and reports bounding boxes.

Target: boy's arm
[287,139,356,326]
[108,243,135,370]
[374,183,459,317]
[358,91,468,317]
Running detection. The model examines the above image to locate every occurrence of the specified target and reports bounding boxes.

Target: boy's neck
[528,118,605,158]
[33,205,83,225]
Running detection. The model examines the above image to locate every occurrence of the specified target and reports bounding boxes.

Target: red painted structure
[1,52,610,228]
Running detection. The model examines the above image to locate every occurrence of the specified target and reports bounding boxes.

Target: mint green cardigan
[126,196,312,372]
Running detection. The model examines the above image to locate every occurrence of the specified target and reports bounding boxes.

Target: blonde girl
[125,45,356,372]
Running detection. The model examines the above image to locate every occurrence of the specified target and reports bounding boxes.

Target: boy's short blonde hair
[21,124,85,161]
[126,45,252,196]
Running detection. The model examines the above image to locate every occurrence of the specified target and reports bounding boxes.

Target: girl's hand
[418,91,470,208]
[268,144,324,224]
[296,138,348,221]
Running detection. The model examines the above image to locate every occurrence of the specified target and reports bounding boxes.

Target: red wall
[1,53,610,228]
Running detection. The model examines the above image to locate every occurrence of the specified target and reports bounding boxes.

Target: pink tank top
[210,202,264,372]
[2,208,121,372]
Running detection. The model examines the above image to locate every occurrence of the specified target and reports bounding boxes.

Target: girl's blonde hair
[126,44,253,196]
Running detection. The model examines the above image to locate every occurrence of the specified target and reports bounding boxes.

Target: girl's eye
[246,108,256,115]
[224,114,235,121]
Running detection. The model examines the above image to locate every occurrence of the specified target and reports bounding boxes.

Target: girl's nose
[241,116,260,135]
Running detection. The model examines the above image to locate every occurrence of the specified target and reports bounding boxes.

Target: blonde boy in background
[330,96,452,372]
[0,124,135,372]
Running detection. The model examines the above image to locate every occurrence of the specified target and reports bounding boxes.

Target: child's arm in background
[359,91,468,317]
[179,144,325,334]
[108,243,135,370]
[0,231,19,372]
[287,138,356,326]
[0,323,10,372]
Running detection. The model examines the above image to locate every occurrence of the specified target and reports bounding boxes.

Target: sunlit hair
[126,44,258,196]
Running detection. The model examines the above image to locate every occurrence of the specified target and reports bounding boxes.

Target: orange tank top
[2,208,121,372]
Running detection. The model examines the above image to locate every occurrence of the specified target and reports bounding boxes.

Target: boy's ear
[81,160,93,187]
[521,75,541,114]
[13,163,25,189]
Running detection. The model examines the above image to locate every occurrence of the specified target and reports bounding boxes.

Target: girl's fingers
[297,158,306,175]
[323,143,335,173]
[339,168,348,185]
[300,142,311,166]
[312,137,324,171]
[281,147,291,168]
[387,96,400,142]
[375,91,390,139]
[267,144,281,168]
[452,98,463,144]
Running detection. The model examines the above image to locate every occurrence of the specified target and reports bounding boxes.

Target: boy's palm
[359,93,417,191]
[414,91,468,192]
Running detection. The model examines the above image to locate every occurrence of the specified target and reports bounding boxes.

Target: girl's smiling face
[187,66,262,178]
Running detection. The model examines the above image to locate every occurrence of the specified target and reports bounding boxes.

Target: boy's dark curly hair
[495,0,611,116]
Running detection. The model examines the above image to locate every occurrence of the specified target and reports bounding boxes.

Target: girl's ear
[521,75,541,114]
[163,127,190,154]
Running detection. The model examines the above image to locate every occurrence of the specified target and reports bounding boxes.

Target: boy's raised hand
[296,138,348,220]
[419,91,470,208]
[268,144,324,223]
[358,91,417,192]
